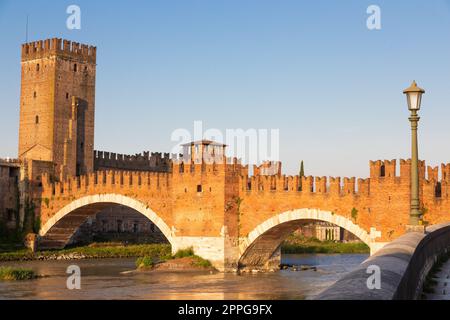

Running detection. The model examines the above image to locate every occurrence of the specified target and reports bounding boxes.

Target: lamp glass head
[403,81,425,111]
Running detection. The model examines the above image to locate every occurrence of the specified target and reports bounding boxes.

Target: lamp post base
[405,224,426,234]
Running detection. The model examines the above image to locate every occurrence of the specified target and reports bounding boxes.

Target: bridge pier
[171,236,241,272]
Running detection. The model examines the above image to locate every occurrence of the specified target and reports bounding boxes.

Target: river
[0,253,368,300]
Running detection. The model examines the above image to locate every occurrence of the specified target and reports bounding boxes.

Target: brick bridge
[34,157,450,271]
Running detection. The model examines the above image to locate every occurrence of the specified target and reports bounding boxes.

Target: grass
[135,247,212,270]
[0,267,36,281]
[190,255,212,268]
[173,247,195,259]
[281,235,370,254]
[0,243,172,262]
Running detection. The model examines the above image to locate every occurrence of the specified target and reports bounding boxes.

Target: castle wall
[38,170,174,231]
[0,160,20,230]
[237,159,449,243]
[171,161,227,238]
[94,150,171,172]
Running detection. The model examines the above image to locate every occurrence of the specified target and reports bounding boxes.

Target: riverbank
[0,243,172,262]
[0,237,369,263]
[281,235,369,254]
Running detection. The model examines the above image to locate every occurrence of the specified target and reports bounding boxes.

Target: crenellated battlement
[21,38,96,63]
[41,170,172,196]
[0,158,21,166]
[369,159,426,179]
[39,156,450,200]
[94,150,172,173]
[238,159,450,200]
[253,161,282,176]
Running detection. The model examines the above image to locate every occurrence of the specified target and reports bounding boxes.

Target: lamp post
[403,81,425,227]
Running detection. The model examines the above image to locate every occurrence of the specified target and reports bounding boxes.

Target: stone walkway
[424,262,450,300]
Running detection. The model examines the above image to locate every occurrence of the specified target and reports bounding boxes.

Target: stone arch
[39,194,173,248]
[238,208,371,269]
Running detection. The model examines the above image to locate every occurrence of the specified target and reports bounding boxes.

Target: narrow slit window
[35,115,39,124]
[74,63,77,72]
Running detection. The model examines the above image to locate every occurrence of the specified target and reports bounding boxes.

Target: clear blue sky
[1,0,450,178]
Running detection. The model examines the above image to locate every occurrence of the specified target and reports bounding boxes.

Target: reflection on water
[0,254,368,300]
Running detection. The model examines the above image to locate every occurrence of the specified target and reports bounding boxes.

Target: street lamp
[403,81,425,227]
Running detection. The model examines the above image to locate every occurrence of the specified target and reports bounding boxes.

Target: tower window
[7,209,14,222]
[66,93,69,99]
[73,64,77,72]
[197,185,202,193]
[35,115,39,124]
[36,64,40,72]
[33,91,37,98]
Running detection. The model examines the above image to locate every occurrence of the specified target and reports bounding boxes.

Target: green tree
[299,161,305,177]
[299,161,305,191]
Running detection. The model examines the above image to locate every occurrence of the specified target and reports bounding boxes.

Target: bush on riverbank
[0,267,36,281]
[0,243,172,261]
[281,235,369,254]
[136,247,212,270]
[173,247,195,259]
[136,256,155,269]
[171,247,212,267]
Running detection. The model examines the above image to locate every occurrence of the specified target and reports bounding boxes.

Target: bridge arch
[238,208,371,269]
[39,194,173,248]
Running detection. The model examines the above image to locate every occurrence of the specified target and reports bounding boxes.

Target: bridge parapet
[242,174,365,197]
[240,159,450,199]
[41,170,172,197]
[316,223,450,300]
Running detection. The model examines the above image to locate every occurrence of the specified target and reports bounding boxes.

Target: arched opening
[238,209,371,270]
[70,204,170,246]
[39,195,173,250]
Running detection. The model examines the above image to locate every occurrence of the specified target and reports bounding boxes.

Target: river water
[0,254,368,300]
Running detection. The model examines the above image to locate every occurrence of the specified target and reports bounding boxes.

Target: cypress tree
[299,161,304,178]
[299,161,305,191]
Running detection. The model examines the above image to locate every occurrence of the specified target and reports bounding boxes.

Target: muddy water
[0,253,368,300]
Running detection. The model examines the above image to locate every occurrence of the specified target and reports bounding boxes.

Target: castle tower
[18,38,97,181]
